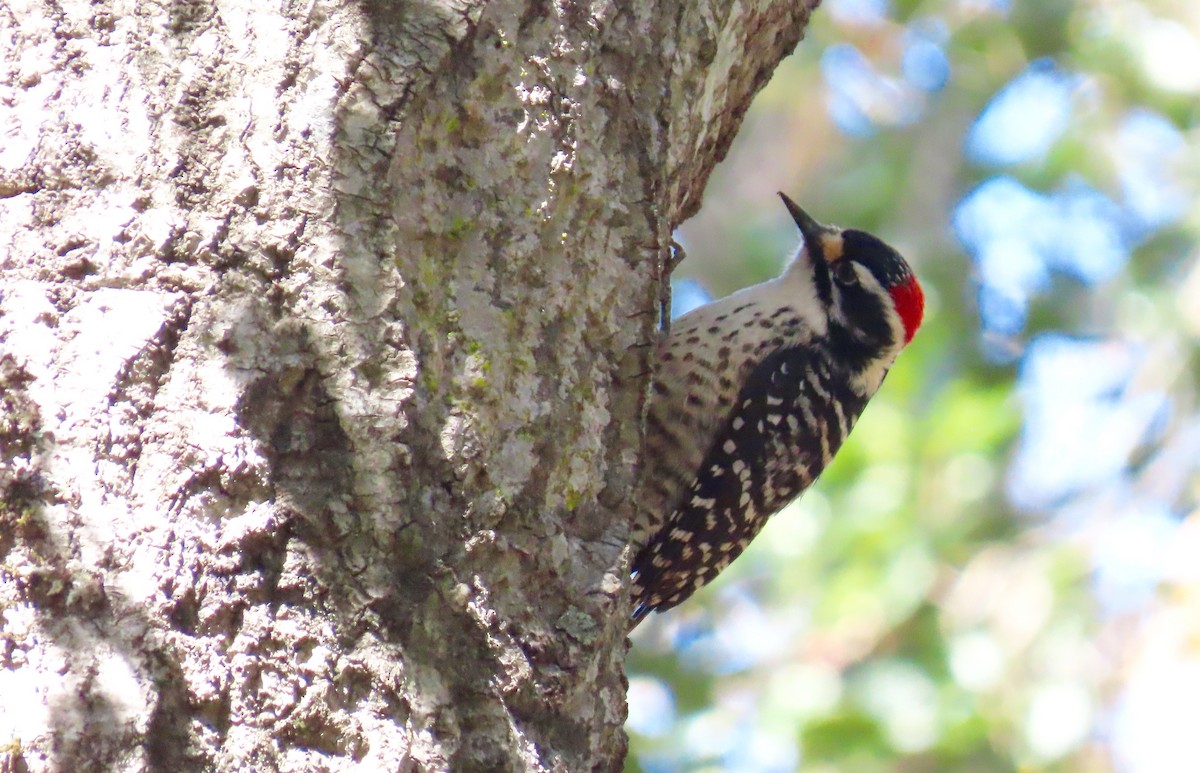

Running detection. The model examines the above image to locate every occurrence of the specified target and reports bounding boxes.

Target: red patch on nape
[889,277,925,345]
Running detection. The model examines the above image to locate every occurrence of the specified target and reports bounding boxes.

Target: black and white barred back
[630,194,924,625]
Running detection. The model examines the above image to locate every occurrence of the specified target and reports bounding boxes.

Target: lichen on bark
[0,0,818,768]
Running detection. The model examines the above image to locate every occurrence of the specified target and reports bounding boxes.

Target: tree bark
[0,0,817,769]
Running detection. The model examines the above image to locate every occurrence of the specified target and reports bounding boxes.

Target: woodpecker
[630,194,925,625]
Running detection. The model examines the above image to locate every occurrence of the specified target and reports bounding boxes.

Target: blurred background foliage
[626,0,1200,771]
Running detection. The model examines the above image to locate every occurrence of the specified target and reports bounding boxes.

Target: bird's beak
[778,193,828,264]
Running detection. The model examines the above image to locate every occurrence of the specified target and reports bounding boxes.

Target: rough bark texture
[0,0,817,769]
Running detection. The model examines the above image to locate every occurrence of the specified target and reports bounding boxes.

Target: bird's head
[779,193,924,358]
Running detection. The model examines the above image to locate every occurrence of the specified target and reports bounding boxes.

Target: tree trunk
[0,0,816,769]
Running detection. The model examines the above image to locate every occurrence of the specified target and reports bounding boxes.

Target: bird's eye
[833,261,859,287]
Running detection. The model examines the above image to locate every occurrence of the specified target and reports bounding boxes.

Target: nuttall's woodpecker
[630,193,925,625]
